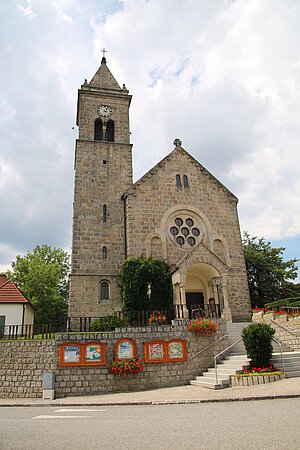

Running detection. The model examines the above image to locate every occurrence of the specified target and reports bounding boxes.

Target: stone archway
[185,263,221,314]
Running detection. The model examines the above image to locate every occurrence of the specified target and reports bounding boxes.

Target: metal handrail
[214,338,243,385]
[272,338,286,377]
[189,334,229,360]
[214,337,287,385]
[270,319,300,337]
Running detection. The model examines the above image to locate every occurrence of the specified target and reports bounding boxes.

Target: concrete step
[189,380,226,390]
[285,371,300,378]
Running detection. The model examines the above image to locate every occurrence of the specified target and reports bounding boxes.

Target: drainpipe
[121,194,127,259]
[22,304,25,336]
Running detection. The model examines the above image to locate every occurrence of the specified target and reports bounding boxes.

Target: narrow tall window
[106,120,115,142]
[94,119,103,140]
[102,246,107,259]
[103,204,107,223]
[183,175,189,187]
[176,174,182,187]
[100,281,109,300]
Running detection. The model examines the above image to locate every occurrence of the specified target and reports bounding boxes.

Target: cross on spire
[101,48,107,59]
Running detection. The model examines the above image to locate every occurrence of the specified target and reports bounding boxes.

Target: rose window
[169,215,201,249]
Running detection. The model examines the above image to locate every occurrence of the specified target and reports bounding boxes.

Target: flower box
[231,373,283,387]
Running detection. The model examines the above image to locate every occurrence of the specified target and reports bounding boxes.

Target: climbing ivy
[121,256,173,314]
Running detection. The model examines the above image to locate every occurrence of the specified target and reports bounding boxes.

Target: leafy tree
[7,244,70,325]
[243,232,298,307]
[121,256,173,314]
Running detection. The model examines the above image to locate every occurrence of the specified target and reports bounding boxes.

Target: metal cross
[101,48,107,59]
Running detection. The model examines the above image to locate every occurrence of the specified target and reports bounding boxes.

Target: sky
[0,0,299,280]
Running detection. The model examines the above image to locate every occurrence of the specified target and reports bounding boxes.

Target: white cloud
[0,0,299,273]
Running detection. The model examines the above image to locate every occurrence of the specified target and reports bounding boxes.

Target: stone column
[221,274,232,322]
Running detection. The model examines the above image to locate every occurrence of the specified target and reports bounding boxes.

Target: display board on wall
[59,342,106,366]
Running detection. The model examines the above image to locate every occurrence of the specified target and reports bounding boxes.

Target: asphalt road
[0,399,299,450]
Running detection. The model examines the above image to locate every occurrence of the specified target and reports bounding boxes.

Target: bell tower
[69,54,133,317]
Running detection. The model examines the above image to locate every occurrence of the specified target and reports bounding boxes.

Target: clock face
[97,105,112,117]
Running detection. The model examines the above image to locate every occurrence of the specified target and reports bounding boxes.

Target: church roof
[124,143,238,202]
[0,279,35,308]
[89,57,121,90]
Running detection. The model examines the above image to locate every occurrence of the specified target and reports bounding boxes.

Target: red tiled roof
[0,280,32,305]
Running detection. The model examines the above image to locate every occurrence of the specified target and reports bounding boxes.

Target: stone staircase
[190,354,251,389]
[189,322,251,389]
[271,351,300,378]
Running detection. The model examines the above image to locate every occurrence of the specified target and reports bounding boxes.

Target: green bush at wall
[242,323,275,367]
[90,315,127,332]
[265,297,300,309]
[121,256,173,314]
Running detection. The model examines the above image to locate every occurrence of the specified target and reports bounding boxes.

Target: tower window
[183,175,189,187]
[106,120,115,142]
[94,119,103,141]
[103,204,107,223]
[100,281,109,300]
[176,174,182,187]
[102,246,107,259]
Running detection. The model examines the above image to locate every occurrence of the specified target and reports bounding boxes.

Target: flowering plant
[289,310,300,318]
[243,364,278,374]
[149,310,167,324]
[274,310,287,316]
[187,318,219,334]
[107,356,143,376]
[252,307,264,314]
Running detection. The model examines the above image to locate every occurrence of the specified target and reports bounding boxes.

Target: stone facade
[69,57,251,322]
[0,322,228,399]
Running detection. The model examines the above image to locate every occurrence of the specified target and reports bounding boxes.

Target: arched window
[103,204,107,223]
[106,120,115,142]
[100,281,109,300]
[176,174,182,187]
[94,119,103,141]
[183,175,189,187]
[102,246,107,259]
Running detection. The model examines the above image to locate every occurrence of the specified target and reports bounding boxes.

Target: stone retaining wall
[0,321,228,399]
[0,340,56,398]
[252,313,300,351]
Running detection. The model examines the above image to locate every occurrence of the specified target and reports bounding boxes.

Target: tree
[243,232,298,307]
[242,323,275,367]
[7,244,70,325]
[121,256,173,314]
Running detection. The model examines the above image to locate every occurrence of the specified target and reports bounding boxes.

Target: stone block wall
[252,313,300,351]
[0,340,56,398]
[0,321,228,399]
[55,321,227,398]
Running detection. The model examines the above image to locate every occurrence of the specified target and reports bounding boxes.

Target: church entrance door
[186,292,204,311]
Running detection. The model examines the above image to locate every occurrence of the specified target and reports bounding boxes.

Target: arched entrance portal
[185,263,222,315]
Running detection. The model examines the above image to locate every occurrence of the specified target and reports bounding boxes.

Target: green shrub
[90,315,127,332]
[121,256,173,315]
[242,323,275,367]
[265,297,300,308]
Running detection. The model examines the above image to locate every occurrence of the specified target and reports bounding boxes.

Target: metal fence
[0,303,222,340]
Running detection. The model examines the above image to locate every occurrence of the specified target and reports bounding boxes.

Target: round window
[187,236,196,246]
[186,218,194,227]
[181,227,189,236]
[176,236,185,246]
[170,226,179,236]
[192,228,200,236]
[175,217,183,227]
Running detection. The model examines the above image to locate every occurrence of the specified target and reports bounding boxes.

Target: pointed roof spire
[89,49,121,90]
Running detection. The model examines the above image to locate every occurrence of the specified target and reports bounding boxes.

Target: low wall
[0,340,56,398]
[1,321,228,399]
[252,313,300,351]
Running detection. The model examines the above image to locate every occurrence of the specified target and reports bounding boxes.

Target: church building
[69,56,252,323]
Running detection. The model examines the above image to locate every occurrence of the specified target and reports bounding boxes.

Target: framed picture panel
[115,338,136,360]
[144,339,187,363]
[59,342,106,366]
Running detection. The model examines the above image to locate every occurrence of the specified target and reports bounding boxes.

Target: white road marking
[54,409,105,413]
[33,415,89,419]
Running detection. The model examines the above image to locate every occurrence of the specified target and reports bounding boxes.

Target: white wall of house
[0,303,34,327]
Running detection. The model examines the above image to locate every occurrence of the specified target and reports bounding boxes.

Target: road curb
[0,393,300,407]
